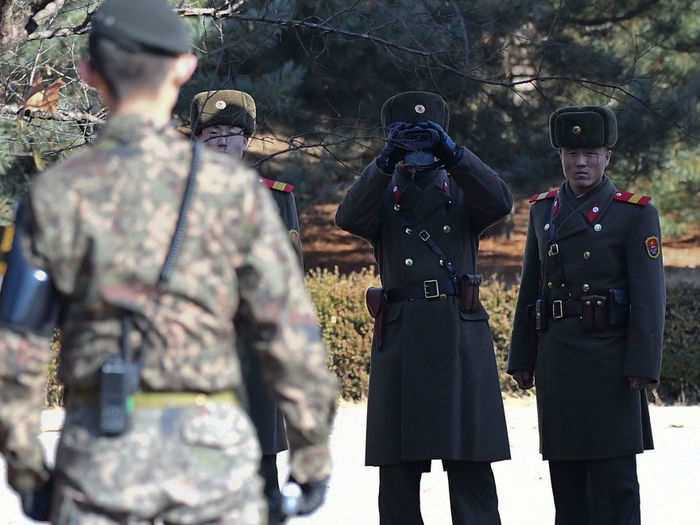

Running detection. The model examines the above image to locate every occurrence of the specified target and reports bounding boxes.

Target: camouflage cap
[190,90,256,137]
[549,105,618,149]
[90,0,190,56]
[380,91,450,132]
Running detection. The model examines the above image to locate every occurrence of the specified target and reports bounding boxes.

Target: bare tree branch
[26,3,96,42]
[448,0,470,72]
[562,0,660,26]
[0,103,105,124]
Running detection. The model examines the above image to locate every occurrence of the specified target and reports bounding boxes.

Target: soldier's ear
[78,60,104,91]
[171,54,198,87]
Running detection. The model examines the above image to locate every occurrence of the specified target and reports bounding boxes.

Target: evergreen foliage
[0,0,697,233]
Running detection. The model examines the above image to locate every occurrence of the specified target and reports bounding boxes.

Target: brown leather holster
[580,295,608,331]
[366,287,386,347]
[459,273,481,313]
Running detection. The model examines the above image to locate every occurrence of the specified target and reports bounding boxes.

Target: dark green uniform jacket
[238,178,302,455]
[336,149,513,466]
[508,176,665,461]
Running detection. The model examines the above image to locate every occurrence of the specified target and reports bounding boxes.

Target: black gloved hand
[376,121,411,174]
[281,476,329,517]
[19,469,54,522]
[418,120,463,168]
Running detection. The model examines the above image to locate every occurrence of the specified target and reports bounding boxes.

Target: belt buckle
[423,279,439,299]
[548,243,560,256]
[552,299,564,319]
[418,230,431,242]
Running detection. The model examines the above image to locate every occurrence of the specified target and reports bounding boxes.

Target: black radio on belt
[99,354,131,436]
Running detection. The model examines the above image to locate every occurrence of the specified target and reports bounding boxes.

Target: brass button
[594,224,602,232]
[561,283,566,288]
[443,225,452,233]
[393,203,401,212]
[544,224,550,232]
[585,300,591,306]
[404,258,414,267]
[583,251,591,260]
[547,281,553,288]
[592,206,599,213]
[404,227,413,235]
[582,283,590,292]
[439,259,444,266]
[615,192,622,197]
[596,300,603,306]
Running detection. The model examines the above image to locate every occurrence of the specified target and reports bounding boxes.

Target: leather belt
[550,297,606,320]
[386,278,457,303]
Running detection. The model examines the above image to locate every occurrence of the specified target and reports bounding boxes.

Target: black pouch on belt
[459,274,481,313]
[366,287,386,348]
[581,295,607,331]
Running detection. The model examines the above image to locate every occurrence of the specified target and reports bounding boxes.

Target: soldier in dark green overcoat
[508,105,665,525]
[336,91,512,525]
[190,90,303,513]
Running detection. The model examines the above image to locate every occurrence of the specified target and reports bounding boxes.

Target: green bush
[305,267,378,401]
[45,272,700,405]
[655,285,700,403]
[479,277,525,396]
[305,268,524,400]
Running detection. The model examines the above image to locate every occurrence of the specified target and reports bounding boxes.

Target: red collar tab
[586,203,601,223]
[393,185,402,202]
[261,177,294,193]
[613,191,651,206]
[529,189,558,203]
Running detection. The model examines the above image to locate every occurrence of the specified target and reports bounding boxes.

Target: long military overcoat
[237,179,302,454]
[508,176,664,460]
[336,149,513,466]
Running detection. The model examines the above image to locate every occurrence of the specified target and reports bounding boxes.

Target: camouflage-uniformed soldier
[336,91,512,525]
[190,89,303,513]
[0,1,336,523]
[508,105,664,525]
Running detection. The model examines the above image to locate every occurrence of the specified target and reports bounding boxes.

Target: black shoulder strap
[158,140,202,285]
[120,140,202,369]
[399,207,458,289]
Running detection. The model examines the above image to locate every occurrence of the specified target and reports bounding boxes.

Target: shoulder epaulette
[529,189,558,203]
[260,177,294,193]
[613,191,651,206]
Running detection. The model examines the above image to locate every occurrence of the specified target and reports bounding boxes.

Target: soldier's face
[199,125,249,159]
[560,147,611,195]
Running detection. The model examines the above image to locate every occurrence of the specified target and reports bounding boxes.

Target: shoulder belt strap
[529,189,558,203]
[261,177,294,193]
[613,190,651,206]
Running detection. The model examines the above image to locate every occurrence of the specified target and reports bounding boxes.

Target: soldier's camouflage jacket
[0,115,337,515]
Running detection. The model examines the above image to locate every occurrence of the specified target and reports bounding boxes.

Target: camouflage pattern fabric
[51,405,266,524]
[0,114,337,522]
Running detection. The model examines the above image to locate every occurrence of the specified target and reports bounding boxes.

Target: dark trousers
[549,456,640,525]
[378,461,501,525]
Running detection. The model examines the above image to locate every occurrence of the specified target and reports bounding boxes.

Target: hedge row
[46,272,699,405]
[306,270,700,403]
